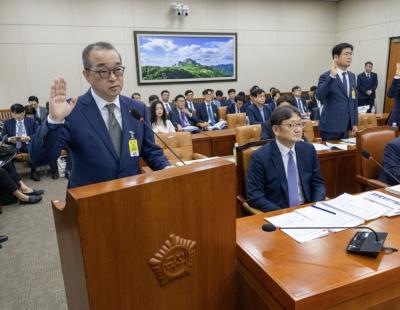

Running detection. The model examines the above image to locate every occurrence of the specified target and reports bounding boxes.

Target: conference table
[236,189,400,309]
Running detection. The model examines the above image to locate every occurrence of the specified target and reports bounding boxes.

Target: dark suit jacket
[29,89,169,188]
[2,118,38,153]
[317,70,358,133]
[169,107,198,128]
[387,78,400,126]
[291,96,309,113]
[37,106,48,122]
[226,103,247,114]
[246,104,273,140]
[357,72,378,100]
[246,140,326,212]
[308,99,321,121]
[379,137,400,185]
[196,102,219,124]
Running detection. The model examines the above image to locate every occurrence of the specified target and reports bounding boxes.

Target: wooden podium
[53,158,236,310]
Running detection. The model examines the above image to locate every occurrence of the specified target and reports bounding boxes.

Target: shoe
[51,173,59,180]
[25,189,45,196]
[30,171,41,182]
[20,195,42,204]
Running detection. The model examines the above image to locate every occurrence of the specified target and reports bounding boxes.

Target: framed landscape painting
[134,31,237,85]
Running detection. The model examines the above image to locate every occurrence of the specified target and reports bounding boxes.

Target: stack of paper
[325,142,348,151]
[312,143,330,151]
[385,184,400,196]
[358,191,400,217]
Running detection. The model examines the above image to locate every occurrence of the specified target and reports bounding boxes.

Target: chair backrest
[226,113,246,129]
[155,132,194,161]
[0,109,12,121]
[235,124,262,146]
[236,140,270,199]
[303,120,315,142]
[356,126,397,179]
[218,106,227,120]
[358,113,378,130]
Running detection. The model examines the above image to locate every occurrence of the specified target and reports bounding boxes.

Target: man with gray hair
[30,42,169,188]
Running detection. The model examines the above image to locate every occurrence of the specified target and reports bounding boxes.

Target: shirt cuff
[47,115,65,124]
[329,74,336,79]
[394,75,400,79]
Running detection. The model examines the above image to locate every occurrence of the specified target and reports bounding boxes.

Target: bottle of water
[245,116,250,126]
[392,122,398,131]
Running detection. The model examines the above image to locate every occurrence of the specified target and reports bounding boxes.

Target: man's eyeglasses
[85,66,125,79]
[280,122,305,130]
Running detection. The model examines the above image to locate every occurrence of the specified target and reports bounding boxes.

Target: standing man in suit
[161,90,174,117]
[357,61,378,113]
[2,103,41,181]
[246,88,272,139]
[291,86,309,118]
[196,89,220,127]
[246,105,325,212]
[387,63,400,126]
[30,41,169,188]
[28,96,47,123]
[317,42,358,140]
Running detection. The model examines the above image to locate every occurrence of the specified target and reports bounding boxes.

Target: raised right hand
[330,60,337,77]
[49,78,78,122]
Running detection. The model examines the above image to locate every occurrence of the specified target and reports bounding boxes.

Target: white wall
[336,0,400,112]
[0,0,337,109]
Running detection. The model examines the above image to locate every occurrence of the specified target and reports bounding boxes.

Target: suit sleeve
[372,74,378,91]
[382,141,400,184]
[140,107,170,170]
[29,121,69,166]
[246,107,263,125]
[388,78,400,98]
[246,152,281,212]
[357,75,367,95]
[309,146,326,202]
[316,72,336,100]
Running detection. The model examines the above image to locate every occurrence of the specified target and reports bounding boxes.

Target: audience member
[379,136,400,185]
[291,86,309,118]
[215,90,226,106]
[196,89,220,127]
[266,87,276,105]
[357,61,378,113]
[387,63,400,126]
[227,94,247,114]
[269,89,281,111]
[131,92,141,100]
[24,105,41,125]
[161,90,174,116]
[246,88,272,138]
[184,90,196,115]
[148,94,159,107]
[226,89,236,107]
[150,100,176,133]
[28,96,47,123]
[170,95,202,131]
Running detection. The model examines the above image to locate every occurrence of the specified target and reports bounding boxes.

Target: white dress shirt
[152,120,175,133]
[275,139,304,204]
[336,68,350,97]
[91,88,122,129]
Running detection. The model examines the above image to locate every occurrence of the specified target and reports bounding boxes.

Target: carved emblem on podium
[149,234,197,287]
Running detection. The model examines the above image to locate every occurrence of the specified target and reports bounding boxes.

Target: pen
[311,205,336,215]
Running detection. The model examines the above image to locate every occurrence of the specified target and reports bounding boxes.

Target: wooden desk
[192,133,212,156]
[236,204,400,309]
[376,113,389,126]
[202,129,236,156]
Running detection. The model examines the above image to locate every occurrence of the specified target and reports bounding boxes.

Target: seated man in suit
[184,90,196,116]
[131,92,141,101]
[215,90,226,107]
[379,136,400,185]
[30,41,169,188]
[357,61,378,113]
[269,89,280,111]
[227,94,247,114]
[196,89,220,128]
[291,86,309,118]
[28,96,47,124]
[161,90,174,117]
[246,88,272,139]
[170,95,204,131]
[265,87,276,105]
[2,103,41,181]
[226,88,236,107]
[246,105,325,212]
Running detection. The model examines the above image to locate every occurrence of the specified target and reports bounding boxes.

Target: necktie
[166,103,171,113]
[105,103,122,157]
[207,105,215,125]
[342,72,348,97]
[16,120,23,149]
[180,111,187,127]
[287,150,300,206]
[297,99,304,113]
[367,73,370,79]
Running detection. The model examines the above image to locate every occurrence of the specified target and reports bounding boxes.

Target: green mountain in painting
[141,58,233,80]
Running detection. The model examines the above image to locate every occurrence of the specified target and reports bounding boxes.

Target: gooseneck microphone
[129,108,186,166]
[261,223,396,257]
[361,150,400,184]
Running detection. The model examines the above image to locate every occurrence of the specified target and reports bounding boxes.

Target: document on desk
[325,142,348,150]
[385,184,400,196]
[312,143,330,151]
[340,137,356,144]
[265,212,329,243]
[358,191,400,217]
[321,193,387,221]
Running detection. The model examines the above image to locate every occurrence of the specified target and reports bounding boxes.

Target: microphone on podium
[261,223,397,258]
[361,150,400,184]
[129,108,186,166]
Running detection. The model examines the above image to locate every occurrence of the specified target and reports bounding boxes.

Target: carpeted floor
[0,164,68,310]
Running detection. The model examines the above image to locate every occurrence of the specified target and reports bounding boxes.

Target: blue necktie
[287,150,300,206]
[297,99,304,113]
[207,105,215,125]
[180,111,187,127]
[342,72,348,97]
[16,120,24,149]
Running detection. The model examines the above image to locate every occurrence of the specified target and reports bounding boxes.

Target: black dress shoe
[51,173,59,180]
[25,189,45,196]
[20,195,42,204]
[30,172,41,182]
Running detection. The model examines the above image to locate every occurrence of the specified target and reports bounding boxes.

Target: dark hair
[82,42,121,69]
[271,89,281,98]
[24,105,36,116]
[309,86,317,92]
[250,88,265,97]
[332,42,353,59]
[131,92,140,99]
[270,105,301,127]
[150,100,167,126]
[291,85,301,92]
[215,90,223,97]
[228,88,236,94]
[174,94,185,102]
[237,91,245,97]
[11,103,25,114]
[149,94,159,104]
[365,61,373,66]
[250,85,259,93]
[269,87,276,93]
[235,94,246,103]
[28,96,39,103]
[202,89,213,96]
[184,90,193,96]
[161,90,169,96]
[276,95,294,107]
